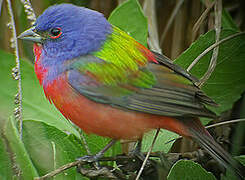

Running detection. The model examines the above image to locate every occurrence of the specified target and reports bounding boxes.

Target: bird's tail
[180,117,245,179]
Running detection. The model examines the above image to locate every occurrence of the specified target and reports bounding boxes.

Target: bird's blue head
[19,4,112,62]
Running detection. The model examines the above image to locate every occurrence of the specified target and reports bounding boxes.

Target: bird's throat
[33,43,42,62]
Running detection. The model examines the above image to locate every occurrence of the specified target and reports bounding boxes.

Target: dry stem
[6,0,23,139]
[135,129,160,180]
[198,0,222,87]
[143,0,161,53]
[192,1,215,42]
[35,161,80,180]
[160,0,184,46]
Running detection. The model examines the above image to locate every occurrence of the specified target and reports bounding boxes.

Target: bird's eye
[49,27,62,39]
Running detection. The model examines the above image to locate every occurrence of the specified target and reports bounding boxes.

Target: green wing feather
[67,26,217,118]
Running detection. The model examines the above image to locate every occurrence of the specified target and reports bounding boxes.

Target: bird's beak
[18,27,42,43]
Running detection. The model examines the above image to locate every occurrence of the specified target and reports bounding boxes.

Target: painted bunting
[18,4,245,179]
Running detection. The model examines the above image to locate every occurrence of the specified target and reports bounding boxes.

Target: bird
[18,3,245,179]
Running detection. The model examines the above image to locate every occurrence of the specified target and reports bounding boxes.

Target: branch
[192,1,215,42]
[6,0,23,138]
[197,0,222,87]
[205,118,245,129]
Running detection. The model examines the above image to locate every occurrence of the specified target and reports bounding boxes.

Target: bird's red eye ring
[50,27,62,39]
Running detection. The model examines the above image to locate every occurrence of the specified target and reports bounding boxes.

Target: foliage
[167,160,216,180]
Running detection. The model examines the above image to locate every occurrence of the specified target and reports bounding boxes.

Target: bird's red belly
[44,75,188,140]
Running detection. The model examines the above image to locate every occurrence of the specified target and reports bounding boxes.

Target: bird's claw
[77,154,101,163]
[77,165,117,179]
[129,146,146,161]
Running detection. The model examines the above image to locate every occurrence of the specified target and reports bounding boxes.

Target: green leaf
[142,130,179,153]
[4,117,39,179]
[174,29,245,115]
[0,133,13,180]
[0,50,79,137]
[22,120,121,179]
[167,160,216,180]
[22,120,86,179]
[108,0,148,46]
[222,10,239,31]
[221,155,245,180]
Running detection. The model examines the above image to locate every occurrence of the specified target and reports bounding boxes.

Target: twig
[198,0,222,87]
[6,0,23,139]
[187,31,245,72]
[192,1,215,42]
[160,0,184,46]
[19,0,36,25]
[143,0,162,53]
[135,129,160,180]
[205,118,245,129]
[34,161,81,180]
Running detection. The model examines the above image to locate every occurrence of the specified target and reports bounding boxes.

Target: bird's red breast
[34,43,47,85]
[39,70,190,140]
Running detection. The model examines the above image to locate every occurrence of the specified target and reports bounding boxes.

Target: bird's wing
[67,53,216,118]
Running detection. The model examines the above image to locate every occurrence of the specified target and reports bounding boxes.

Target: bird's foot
[77,152,104,171]
[128,141,146,161]
[78,139,116,163]
[129,149,146,161]
[77,161,118,179]
[128,141,155,168]
[77,153,102,163]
